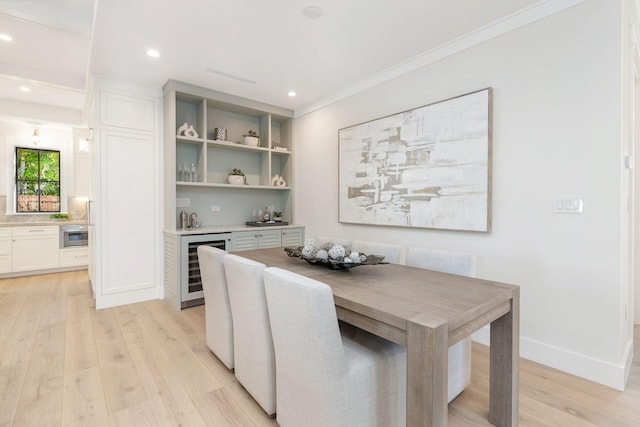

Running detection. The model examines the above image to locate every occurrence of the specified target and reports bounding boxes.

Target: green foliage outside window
[15,147,61,212]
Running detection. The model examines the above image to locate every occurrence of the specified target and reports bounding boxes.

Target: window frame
[15,146,61,213]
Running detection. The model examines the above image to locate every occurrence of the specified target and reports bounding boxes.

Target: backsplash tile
[0,195,87,223]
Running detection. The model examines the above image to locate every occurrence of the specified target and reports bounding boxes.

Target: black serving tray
[284,247,388,270]
[246,221,289,227]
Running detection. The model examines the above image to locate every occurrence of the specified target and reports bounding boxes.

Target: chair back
[351,239,402,264]
[224,254,275,415]
[263,267,346,424]
[406,247,476,276]
[406,246,475,402]
[197,245,234,369]
[315,235,351,250]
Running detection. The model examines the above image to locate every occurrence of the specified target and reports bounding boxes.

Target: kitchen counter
[0,220,86,227]
[164,223,304,236]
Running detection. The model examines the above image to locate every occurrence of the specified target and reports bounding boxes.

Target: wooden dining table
[237,247,519,427]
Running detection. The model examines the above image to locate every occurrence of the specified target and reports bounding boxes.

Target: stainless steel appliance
[59,224,88,248]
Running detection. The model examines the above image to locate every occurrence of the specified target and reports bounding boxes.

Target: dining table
[237,247,519,427]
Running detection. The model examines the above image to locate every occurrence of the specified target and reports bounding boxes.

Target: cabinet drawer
[0,228,10,238]
[60,247,89,267]
[12,226,58,237]
[0,255,10,273]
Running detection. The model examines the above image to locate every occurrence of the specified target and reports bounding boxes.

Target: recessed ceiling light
[147,49,160,58]
[288,91,297,97]
[19,86,31,92]
[302,6,323,19]
[0,34,12,42]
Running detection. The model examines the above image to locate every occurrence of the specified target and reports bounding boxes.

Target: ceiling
[0,0,551,126]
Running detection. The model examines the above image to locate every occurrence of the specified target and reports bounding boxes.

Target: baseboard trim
[471,326,628,391]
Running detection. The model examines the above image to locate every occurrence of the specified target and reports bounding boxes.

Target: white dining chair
[224,254,276,416]
[351,239,402,264]
[264,267,406,427]
[406,246,476,401]
[197,245,234,369]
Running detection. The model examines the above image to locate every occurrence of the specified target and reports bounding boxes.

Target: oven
[59,224,89,248]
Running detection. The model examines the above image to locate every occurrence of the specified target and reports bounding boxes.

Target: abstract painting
[338,88,492,232]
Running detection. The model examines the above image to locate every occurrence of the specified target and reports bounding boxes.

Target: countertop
[164,223,305,236]
[0,220,87,228]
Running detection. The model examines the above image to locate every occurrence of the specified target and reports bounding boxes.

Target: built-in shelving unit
[163,80,296,229]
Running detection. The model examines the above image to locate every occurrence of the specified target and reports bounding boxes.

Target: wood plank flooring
[0,270,638,426]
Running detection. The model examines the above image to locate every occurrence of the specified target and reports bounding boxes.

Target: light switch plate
[553,196,583,214]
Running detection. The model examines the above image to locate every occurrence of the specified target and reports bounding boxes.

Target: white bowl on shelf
[228,175,245,185]
[242,136,260,147]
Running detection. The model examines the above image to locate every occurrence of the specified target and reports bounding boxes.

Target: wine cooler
[180,233,231,308]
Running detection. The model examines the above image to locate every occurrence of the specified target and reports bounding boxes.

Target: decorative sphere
[349,252,361,264]
[321,242,334,251]
[328,244,346,260]
[359,254,367,262]
[301,245,317,258]
[316,249,329,260]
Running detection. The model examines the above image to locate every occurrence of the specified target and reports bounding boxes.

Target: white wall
[295,0,630,389]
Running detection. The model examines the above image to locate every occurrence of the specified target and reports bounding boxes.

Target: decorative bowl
[284,246,388,270]
[242,136,260,147]
[228,175,245,185]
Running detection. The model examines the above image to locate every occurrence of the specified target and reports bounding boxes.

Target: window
[15,147,61,213]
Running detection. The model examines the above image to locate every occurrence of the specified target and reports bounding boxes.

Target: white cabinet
[232,230,282,251]
[231,230,259,251]
[0,228,11,273]
[60,247,89,267]
[258,229,282,248]
[11,226,59,272]
[91,77,161,309]
[282,227,304,247]
[231,227,303,251]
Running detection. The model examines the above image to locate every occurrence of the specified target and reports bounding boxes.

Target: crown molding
[295,0,589,117]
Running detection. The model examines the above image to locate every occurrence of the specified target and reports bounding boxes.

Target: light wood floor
[0,271,638,426]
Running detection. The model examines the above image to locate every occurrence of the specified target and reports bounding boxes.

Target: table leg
[407,315,448,427]
[489,289,520,426]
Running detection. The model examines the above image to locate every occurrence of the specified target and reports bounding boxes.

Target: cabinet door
[0,228,11,255]
[0,255,10,273]
[232,231,258,251]
[281,227,303,247]
[60,247,89,267]
[12,231,59,272]
[257,230,282,249]
[95,129,157,299]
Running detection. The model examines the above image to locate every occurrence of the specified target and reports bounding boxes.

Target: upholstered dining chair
[197,245,234,369]
[223,254,276,416]
[351,239,402,264]
[263,267,406,427]
[406,246,476,401]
